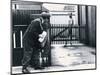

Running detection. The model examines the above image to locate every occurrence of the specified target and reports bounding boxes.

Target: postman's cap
[41,12,51,17]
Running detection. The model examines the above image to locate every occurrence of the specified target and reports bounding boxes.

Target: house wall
[49,5,78,25]
[78,5,96,47]
[78,6,86,43]
[87,6,96,47]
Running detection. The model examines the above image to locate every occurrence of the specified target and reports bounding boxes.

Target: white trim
[20,30,23,48]
[13,32,16,48]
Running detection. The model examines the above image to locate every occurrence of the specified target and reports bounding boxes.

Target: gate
[50,24,86,46]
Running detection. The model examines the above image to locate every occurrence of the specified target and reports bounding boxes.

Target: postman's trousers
[22,41,41,68]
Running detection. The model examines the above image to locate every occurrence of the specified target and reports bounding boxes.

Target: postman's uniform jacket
[22,18,44,67]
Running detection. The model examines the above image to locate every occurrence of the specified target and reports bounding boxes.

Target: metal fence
[50,24,86,45]
[12,24,86,48]
[12,9,41,48]
[12,10,41,25]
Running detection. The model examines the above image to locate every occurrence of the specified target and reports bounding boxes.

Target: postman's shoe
[22,67,31,74]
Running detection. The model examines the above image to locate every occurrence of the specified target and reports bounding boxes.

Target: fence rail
[12,25,28,48]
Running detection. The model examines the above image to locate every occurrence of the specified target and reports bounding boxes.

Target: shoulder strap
[39,19,44,31]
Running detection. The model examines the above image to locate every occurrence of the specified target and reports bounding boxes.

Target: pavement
[12,44,96,74]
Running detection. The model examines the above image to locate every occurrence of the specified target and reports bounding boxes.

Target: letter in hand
[38,31,47,43]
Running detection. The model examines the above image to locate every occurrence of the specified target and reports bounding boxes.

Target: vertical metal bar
[51,24,52,44]
[53,24,54,44]
[54,24,55,44]
[65,24,67,45]
[63,24,64,45]
[59,24,60,44]
[75,27,77,44]
[55,24,56,44]
[52,24,53,44]
[73,26,74,44]
[68,24,69,45]
[60,24,61,44]
[61,24,62,44]
[20,30,23,48]
[66,24,67,45]
[63,24,64,44]
[64,24,66,44]
[57,24,58,44]
[65,24,66,44]
[51,24,53,44]
[71,23,72,46]
[13,32,16,48]
[56,24,57,44]
[62,24,63,44]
